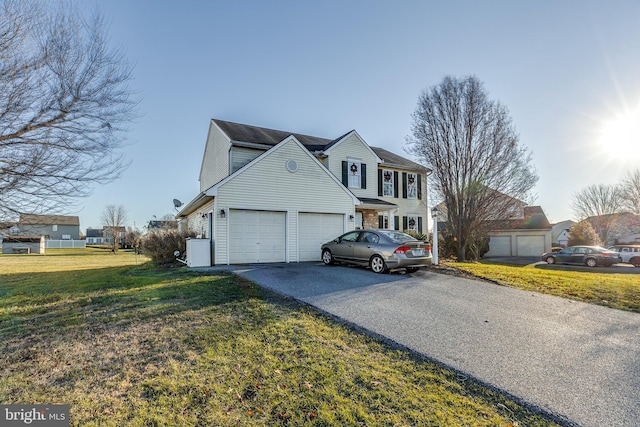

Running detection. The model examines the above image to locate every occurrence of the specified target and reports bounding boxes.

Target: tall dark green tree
[407,76,538,261]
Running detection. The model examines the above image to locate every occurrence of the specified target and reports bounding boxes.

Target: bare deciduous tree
[407,75,538,261]
[101,204,127,253]
[0,1,139,220]
[571,184,623,243]
[619,168,640,215]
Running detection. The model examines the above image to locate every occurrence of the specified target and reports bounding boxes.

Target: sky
[74,0,640,231]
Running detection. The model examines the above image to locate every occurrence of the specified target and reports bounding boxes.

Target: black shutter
[378,169,383,196]
[361,163,366,189]
[342,161,348,186]
[418,217,423,234]
[417,174,422,199]
[403,216,408,231]
[393,171,399,198]
[394,216,399,230]
[402,172,407,198]
[378,215,384,229]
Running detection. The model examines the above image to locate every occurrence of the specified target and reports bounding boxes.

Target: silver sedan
[321,229,432,273]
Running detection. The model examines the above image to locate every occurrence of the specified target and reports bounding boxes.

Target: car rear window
[378,231,417,243]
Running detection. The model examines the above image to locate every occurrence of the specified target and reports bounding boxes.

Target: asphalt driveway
[207,262,640,427]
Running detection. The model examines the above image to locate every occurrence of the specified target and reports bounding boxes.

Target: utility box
[186,238,211,267]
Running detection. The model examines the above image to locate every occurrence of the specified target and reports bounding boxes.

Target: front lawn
[447,261,640,313]
[0,249,557,426]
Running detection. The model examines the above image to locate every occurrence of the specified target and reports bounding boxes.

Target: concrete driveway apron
[210,262,640,427]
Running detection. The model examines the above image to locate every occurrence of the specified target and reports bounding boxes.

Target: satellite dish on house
[173,199,183,209]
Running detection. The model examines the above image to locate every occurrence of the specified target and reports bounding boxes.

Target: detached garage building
[485,206,553,257]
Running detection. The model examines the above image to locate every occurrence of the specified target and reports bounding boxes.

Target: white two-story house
[176,119,430,265]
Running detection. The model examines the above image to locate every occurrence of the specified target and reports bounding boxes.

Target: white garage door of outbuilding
[229,209,286,263]
[298,213,344,262]
[516,235,545,257]
[488,236,512,257]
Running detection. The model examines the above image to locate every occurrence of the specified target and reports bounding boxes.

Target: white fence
[45,239,87,249]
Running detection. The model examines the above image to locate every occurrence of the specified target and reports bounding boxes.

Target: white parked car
[607,245,640,267]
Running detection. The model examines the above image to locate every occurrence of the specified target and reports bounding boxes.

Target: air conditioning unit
[186,238,211,267]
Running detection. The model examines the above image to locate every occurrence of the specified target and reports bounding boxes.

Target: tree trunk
[457,243,467,262]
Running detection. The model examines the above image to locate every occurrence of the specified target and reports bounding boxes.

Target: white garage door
[516,235,545,256]
[488,236,512,257]
[229,210,286,263]
[298,213,344,262]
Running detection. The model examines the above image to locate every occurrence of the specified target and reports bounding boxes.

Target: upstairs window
[407,173,417,199]
[348,160,361,188]
[382,169,394,197]
[342,159,366,189]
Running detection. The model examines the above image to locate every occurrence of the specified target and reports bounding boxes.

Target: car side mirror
[334,238,340,243]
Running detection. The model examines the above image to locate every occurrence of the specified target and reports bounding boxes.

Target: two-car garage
[486,232,551,257]
[228,210,345,264]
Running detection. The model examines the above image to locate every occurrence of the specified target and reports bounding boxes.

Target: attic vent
[285,159,298,173]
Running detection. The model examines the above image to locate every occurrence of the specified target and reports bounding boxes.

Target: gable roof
[203,135,359,204]
[371,146,429,172]
[213,119,333,151]
[19,214,80,226]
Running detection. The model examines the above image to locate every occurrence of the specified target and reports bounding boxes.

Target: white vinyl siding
[199,121,231,191]
[298,213,344,261]
[326,133,378,198]
[214,138,355,265]
[230,147,264,173]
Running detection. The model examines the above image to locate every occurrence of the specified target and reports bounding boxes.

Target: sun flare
[599,108,640,161]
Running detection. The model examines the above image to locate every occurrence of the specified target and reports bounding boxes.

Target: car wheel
[406,267,419,273]
[370,255,389,274]
[630,257,640,267]
[321,249,334,265]
[545,256,556,264]
[585,258,598,267]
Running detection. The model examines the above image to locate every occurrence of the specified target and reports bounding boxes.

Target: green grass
[0,249,557,426]
[447,260,640,313]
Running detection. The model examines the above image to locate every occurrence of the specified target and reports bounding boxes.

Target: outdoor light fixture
[349,214,354,220]
[220,209,226,218]
[431,207,439,265]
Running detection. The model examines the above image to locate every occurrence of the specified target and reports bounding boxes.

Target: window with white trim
[382,169,394,197]
[348,159,361,188]
[407,173,417,199]
[407,215,419,232]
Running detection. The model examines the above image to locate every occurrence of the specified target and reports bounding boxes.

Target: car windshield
[378,231,417,243]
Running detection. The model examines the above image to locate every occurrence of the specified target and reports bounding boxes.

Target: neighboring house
[584,212,640,246]
[484,206,553,257]
[176,119,430,265]
[103,226,126,245]
[551,220,575,247]
[0,221,18,240]
[85,228,105,244]
[434,199,552,257]
[16,214,80,240]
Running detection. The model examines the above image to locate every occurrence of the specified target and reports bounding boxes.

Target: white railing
[45,240,87,249]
